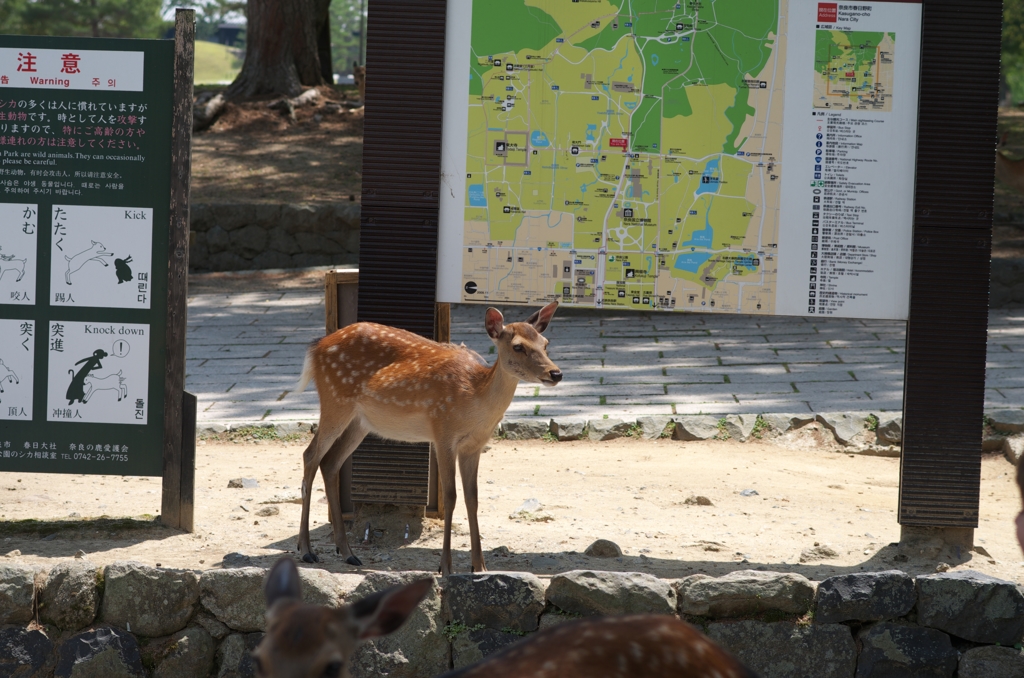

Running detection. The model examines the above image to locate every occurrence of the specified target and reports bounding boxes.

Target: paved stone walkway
[185,277,1024,426]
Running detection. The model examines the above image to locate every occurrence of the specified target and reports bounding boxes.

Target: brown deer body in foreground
[997,132,1024,194]
[296,302,561,573]
[254,557,759,678]
[254,557,433,678]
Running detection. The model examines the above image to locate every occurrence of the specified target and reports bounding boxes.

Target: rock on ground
[989,409,1024,434]
[200,568,267,633]
[856,623,958,678]
[443,572,546,633]
[800,545,839,563]
[0,563,35,625]
[1004,434,1024,465]
[40,560,100,630]
[817,412,871,445]
[679,570,816,618]
[450,628,522,670]
[349,572,448,678]
[586,418,632,441]
[814,571,916,624]
[55,625,146,678]
[216,632,263,678]
[958,645,1024,678]
[0,626,53,677]
[707,621,856,678]
[673,415,720,441]
[722,414,757,441]
[101,562,200,638]
[636,415,672,439]
[761,413,815,434]
[584,539,622,558]
[501,419,551,440]
[546,570,676,617]
[915,570,1024,645]
[551,418,586,441]
[144,626,217,678]
[876,414,903,445]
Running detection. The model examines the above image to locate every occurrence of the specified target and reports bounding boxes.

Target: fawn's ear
[264,557,302,608]
[525,300,559,333]
[351,579,433,640]
[485,307,505,339]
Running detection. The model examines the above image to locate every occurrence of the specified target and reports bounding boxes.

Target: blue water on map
[683,198,715,247]
[468,184,487,207]
[586,124,597,142]
[695,158,721,196]
[531,131,550,147]
[625,102,637,110]
[651,54,659,66]
[674,251,712,273]
[734,255,758,271]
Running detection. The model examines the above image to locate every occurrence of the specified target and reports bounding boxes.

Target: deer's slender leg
[458,450,487,573]
[436,443,458,576]
[320,418,369,566]
[297,411,352,563]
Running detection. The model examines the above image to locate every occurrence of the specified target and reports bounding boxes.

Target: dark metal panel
[898,0,1001,528]
[351,0,447,507]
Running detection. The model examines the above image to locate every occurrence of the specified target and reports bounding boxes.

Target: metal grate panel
[898,0,1001,527]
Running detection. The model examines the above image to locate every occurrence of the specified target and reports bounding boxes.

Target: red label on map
[817,3,838,22]
[609,138,628,149]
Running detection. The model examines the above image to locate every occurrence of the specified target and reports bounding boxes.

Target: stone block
[916,570,1024,645]
[707,621,856,678]
[875,414,903,445]
[722,414,757,441]
[349,572,448,678]
[584,539,622,558]
[815,570,915,624]
[586,418,632,441]
[200,568,267,632]
[1004,434,1024,465]
[501,419,551,440]
[208,252,249,272]
[0,626,53,677]
[856,622,957,678]
[817,412,872,445]
[251,251,294,270]
[296,231,344,254]
[443,572,546,633]
[41,560,100,630]
[215,632,263,678]
[144,626,216,678]
[551,418,586,441]
[546,570,676,617]
[958,645,1024,678]
[101,562,200,638]
[680,570,816,618]
[229,225,268,258]
[55,625,146,678]
[0,563,35,625]
[636,415,673,439]
[205,225,230,253]
[450,628,521,670]
[673,415,720,441]
[988,409,1024,434]
[762,413,816,434]
[266,226,301,256]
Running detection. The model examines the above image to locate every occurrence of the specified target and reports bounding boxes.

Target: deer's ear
[525,300,559,333]
[352,579,433,640]
[264,557,302,607]
[485,308,505,339]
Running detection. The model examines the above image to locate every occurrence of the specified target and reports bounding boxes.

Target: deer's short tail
[296,343,317,393]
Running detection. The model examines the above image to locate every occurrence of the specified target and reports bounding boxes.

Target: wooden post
[161,9,195,531]
[180,392,197,532]
[426,302,451,518]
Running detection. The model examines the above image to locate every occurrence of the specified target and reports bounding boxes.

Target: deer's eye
[323,660,343,678]
[513,344,525,352]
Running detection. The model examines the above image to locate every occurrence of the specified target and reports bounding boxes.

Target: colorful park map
[813,30,895,112]
[461,0,786,314]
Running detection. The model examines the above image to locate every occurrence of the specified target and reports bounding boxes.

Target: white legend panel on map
[776,0,923,320]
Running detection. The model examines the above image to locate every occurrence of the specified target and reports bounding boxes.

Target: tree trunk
[226,0,330,100]
[316,1,334,84]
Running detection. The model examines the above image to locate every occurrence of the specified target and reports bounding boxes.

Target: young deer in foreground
[255,557,759,678]
[296,302,562,573]
[254,557,433,678]
[997,131,1024,194]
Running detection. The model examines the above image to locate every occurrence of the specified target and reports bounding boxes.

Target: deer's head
[254,558,432,678]
[485,301,562,386]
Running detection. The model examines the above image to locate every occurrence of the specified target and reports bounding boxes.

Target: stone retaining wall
[989,258,1024,307]
[3,560,1023,677]
[188,203,360,272]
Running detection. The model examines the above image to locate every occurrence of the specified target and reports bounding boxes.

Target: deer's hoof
[301,552,320,564]
[345,554,363,566]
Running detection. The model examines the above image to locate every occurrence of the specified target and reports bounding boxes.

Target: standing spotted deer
[295,302,562,573]
[254,557,759,678]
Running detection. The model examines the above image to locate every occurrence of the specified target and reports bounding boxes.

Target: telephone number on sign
[72,453,128,462]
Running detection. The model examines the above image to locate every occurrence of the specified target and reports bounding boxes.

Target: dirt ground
[190,86,364,205]
[2,435,1021,585]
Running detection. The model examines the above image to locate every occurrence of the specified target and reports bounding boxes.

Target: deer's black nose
[549,370,563,384]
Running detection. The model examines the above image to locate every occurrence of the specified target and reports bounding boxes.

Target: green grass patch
[194,40,242,85]
[866,414,879,431]
[442,621,485,641]
[751,415,770,439]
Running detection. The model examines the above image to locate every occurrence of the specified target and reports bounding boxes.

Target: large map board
[436,0,923,320]
[0,36,174,476]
